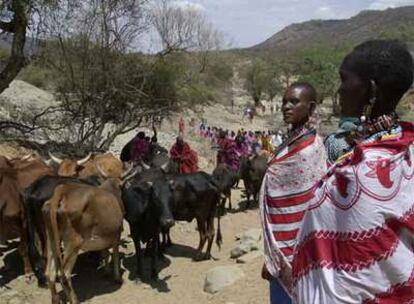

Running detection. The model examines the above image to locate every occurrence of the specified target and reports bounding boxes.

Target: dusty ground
[0,187,268,304]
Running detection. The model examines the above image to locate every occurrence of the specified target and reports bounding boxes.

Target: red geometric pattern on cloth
[266,191,315,208]
[273,230,299,242]
[268,211,306,224]
[363,268,414,304]
[293,206,414,281]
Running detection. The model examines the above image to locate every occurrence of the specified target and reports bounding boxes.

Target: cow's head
[150,179,175,229]
[48,152,92,177]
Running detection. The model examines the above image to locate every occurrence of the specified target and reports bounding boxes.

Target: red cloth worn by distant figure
[170,142,199,174]
[132,138,150,162]
[178,118,185,135]
[216,138,240,172]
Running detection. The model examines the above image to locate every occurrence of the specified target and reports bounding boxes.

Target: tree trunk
[0,0,29,94]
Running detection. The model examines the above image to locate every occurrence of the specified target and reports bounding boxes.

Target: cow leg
[227,190,232,210]
[61,247,80,304]
[204,217,215,260]
[130,229,143,283]
[150,236,160,281]
[112,244,122,284]
[166,230,172,247]
[162,227,172,248]
[194,219,207,261]
[101,250,111,273]
[45,239,59,304]
[18,231,34,281]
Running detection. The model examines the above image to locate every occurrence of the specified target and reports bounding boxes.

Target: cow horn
[77,153,92,165]
[20,153,33,161]
[96,164,109,178]
[122,167,141,183]
[121,162,134,179]
[160,161,169,172]
[141,161,151,170]
[48,152,63,164]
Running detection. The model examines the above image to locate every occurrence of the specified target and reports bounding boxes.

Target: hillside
[249,6,414,53]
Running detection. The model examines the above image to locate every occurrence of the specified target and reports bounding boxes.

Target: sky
[171,0,414,48]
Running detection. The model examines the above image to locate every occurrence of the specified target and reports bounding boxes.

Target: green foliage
[18,64,52,88]
[378,23,414,43]
[243,59,268,106]
[295,45,349,112]
[0,48,10,61]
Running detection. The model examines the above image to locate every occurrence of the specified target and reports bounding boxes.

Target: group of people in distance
[129,130,199,174]
[261,40,414,303]
[197,123,284,157]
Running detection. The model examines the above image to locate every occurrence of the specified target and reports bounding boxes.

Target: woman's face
[281,86,313,127]
[338,66,370,118]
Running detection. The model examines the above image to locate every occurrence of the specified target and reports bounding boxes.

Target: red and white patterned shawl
[292,122,414,304]
[259,130,327,294]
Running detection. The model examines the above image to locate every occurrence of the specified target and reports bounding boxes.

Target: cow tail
[0,199,5,242]
[48,188,69,286]
[215,193,223,250]
[21,190,40,278]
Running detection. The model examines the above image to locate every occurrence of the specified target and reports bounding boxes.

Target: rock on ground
[204,266,245,294]
[231,228,263,259]
[236,251,263,264]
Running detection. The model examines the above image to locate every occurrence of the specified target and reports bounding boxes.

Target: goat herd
[0,149,268,304]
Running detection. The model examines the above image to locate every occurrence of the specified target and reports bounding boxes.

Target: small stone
[230,246,246,259]
[204,266,245,294]
[236,251,263,264]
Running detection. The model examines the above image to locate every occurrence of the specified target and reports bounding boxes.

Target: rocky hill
[249,6,414,53]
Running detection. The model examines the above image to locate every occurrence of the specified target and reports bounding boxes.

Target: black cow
[212,164,239,211]
[239,155,267,208]
[22,175,101,286]
[164,172,222,261]
[122,176,175,282]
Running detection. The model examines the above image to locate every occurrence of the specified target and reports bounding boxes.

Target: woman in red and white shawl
[259,83,327,304]
[292,40,414,303]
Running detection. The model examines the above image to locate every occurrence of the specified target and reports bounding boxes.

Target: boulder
[204,266,245,294]
[236,251,263,264]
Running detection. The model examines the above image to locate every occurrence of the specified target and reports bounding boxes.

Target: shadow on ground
[0,242,23,286]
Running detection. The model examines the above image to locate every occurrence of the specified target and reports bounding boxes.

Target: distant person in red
[178,117,185,136]
[132,131,150,162]
[216,130,239,172]
[170,137,199,174]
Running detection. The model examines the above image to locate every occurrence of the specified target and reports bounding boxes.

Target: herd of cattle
[0,146,267,304]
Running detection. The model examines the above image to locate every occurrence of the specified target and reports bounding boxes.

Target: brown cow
[0,155,53,278]
[48,152,125,178]
[43,178,125,304]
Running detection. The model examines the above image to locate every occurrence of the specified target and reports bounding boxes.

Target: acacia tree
[296,46,348,114]
[35,0,179,150]
[150,0,224,82]
[243,59,268,107]
[0,0,30,94]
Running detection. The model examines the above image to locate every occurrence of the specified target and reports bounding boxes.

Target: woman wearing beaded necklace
[259,82,327,304]
[292,40,414,303]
